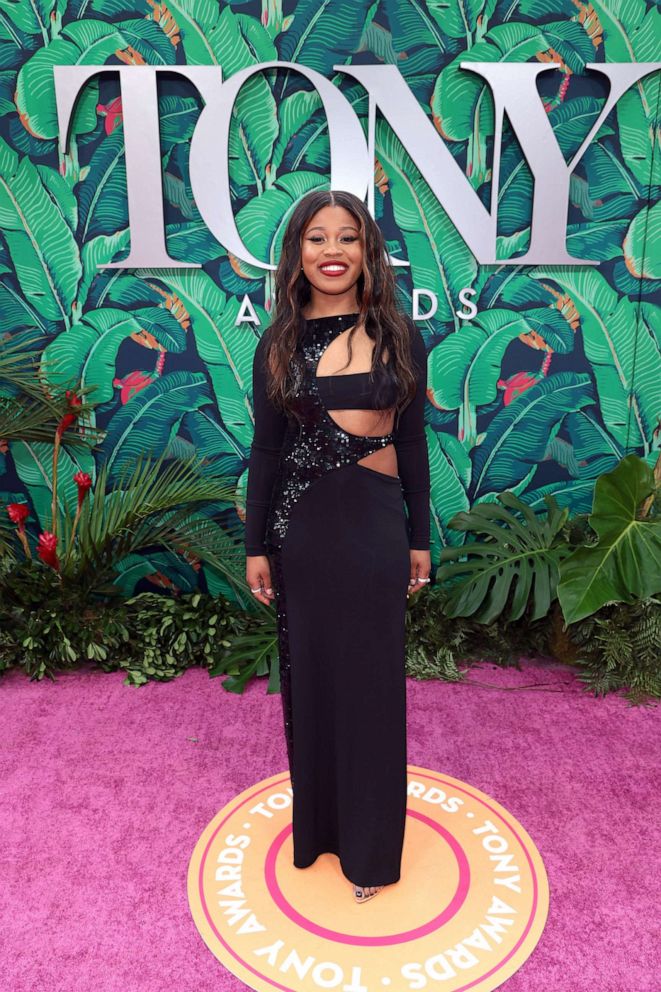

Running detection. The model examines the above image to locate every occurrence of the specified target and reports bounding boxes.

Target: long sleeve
[244,329,289,557]
[393,318,430,550]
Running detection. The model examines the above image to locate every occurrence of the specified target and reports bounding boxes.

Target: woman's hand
[246,555,276,607]
[407,549,432,598]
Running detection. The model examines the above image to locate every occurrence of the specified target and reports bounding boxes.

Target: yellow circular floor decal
[188,765,549,991]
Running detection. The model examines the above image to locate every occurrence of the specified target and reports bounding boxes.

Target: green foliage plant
[557,454,661,623]
[439,454,661,626]
[568,598,661,705]
[1,323,254,596]
[0,561,273,687]
[435,453,661,703]
[437,491,570,623]
[4,447,244,593]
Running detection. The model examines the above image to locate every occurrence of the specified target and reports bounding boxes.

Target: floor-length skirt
[268,461,411,887]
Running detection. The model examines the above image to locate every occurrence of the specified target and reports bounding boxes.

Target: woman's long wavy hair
[262,189,417,430]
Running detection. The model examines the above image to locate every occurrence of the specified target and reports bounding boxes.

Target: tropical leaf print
[0,0,658,598]
[97,369,214,477]
[0,136,81,324]
[591,0,661,187]
[624,201,661,280]
[531,267,660,452]
[428,307,573,445]
[41,306,187,401]
[9,439,95,530]
[375,117,477,329]
[428,426,471,550]
[470,372,595,499]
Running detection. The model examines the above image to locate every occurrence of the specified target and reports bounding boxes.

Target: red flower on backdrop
[112,371,154,404]
[7,502,30,530]
[497,372,541,406]
[96,96,123,135]
[37,531,60,571]
[56,390,83,438]
[73,471,93,509]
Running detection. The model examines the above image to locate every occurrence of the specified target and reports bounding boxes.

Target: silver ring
[416,577,431,584]
[250,586,261,593]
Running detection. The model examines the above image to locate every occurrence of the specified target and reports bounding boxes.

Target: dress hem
[293,850,402,888]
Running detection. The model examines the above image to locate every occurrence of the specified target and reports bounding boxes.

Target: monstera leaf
[557,454,661,624]
[438,491,570,623]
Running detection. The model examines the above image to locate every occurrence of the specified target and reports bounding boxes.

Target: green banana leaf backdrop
[0,0,659,600]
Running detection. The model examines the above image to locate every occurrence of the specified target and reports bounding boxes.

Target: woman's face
[300,205,364,299]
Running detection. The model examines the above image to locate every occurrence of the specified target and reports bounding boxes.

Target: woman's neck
[302,292,359,320]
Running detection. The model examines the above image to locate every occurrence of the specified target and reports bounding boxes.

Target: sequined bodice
[265,313,396,551]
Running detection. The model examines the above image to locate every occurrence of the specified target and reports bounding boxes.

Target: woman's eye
[308,235,358,243]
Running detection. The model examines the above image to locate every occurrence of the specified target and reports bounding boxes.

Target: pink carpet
[1,658,658,991]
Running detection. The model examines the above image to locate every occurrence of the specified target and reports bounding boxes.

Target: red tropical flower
[56,390,83,438]
[96,96,123,135]
[497,372,541,406]
[7,502,32,559]
[7,502,30,529]
[73,471,93,509]
[112,371,154,404]
[37,531,60,571]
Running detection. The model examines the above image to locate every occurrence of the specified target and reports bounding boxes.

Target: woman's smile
[318,261,349,277]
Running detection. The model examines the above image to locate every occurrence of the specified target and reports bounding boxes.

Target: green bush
[0,555,278,689]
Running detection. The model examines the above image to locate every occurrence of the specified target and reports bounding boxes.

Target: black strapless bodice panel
[315,371,399,410]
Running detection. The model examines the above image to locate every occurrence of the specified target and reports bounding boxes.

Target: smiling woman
[244,189,431,906]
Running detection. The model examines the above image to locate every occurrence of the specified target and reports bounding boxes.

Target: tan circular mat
[188,764,549,991]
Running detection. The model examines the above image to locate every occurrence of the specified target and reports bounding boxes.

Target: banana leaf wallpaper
[0,0,659,600]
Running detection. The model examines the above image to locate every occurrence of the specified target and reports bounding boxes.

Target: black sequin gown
[244,312,430,887]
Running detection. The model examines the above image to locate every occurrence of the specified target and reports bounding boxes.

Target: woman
[244,189,431,904]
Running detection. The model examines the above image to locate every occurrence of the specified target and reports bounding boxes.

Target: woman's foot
[351,882,384,904]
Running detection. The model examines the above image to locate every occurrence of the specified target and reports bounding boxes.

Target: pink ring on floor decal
[264,809,470,945]
[191,768,547,992]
